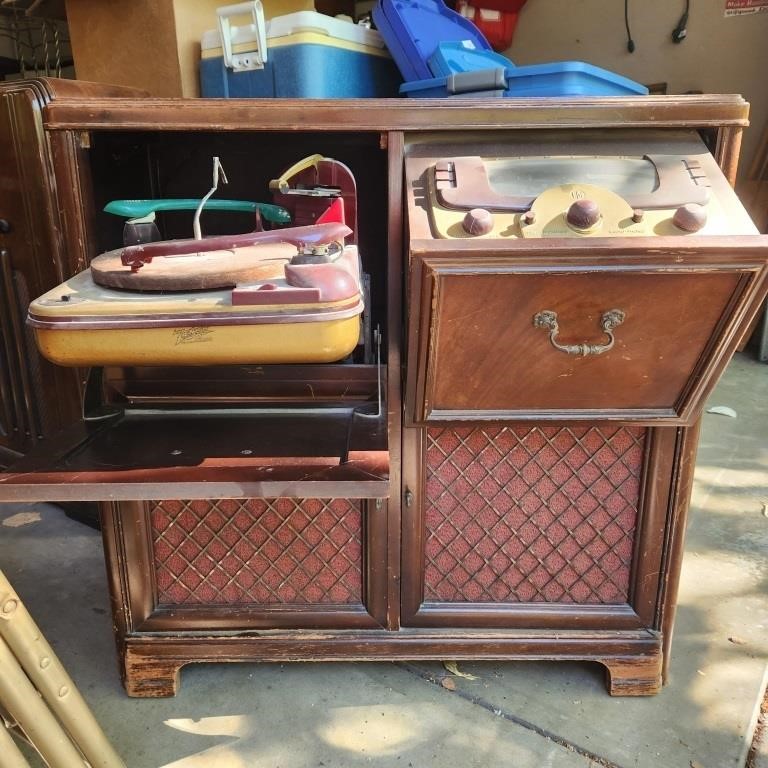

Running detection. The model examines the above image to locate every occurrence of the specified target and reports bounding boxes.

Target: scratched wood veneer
[0,81,766,697]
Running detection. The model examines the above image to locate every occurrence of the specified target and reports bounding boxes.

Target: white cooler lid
[202,10,387,53]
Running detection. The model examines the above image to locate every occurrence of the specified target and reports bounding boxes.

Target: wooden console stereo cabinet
[1,80,766,696]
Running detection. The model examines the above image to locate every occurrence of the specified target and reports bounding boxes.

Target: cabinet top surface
[2,79,747,132]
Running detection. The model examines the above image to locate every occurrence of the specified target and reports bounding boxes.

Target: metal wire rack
[0,1,70,79]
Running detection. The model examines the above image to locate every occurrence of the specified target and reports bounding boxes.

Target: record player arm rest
[120,222,352,269]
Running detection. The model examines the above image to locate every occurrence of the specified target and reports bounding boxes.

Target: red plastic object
[317,196,346,226]
[467,0,528,11]
[456,0,527,52]
[271,157,358,243]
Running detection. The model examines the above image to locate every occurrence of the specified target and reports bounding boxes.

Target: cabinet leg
[601,653,663,696]
[123,650,183,698]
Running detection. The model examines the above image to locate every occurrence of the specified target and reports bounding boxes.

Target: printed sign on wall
[725,0,768,16]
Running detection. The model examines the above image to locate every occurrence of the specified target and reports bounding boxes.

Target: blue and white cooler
[201,2,402,98]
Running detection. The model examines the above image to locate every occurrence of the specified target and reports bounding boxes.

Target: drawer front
[407,246,768,423]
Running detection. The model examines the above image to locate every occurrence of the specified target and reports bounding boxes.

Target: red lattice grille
[424,426,645,604]
[150,498,363,605]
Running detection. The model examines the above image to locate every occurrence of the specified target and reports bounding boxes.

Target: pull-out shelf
[0,365,389,502]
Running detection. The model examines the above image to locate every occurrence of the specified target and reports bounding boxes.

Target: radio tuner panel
[406,133,757,240]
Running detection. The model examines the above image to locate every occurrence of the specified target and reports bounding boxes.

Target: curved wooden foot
[122,651,183,698]
[601,652,663,696]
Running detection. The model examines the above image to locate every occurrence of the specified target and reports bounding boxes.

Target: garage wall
[505,1,768,180]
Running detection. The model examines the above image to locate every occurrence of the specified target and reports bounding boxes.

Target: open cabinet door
[0,365,389,502]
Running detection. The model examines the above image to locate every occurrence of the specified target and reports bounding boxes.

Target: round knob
[462,208,494,236]
[672,203,707,232]
[0,219,10,234]
[566,199,601,230]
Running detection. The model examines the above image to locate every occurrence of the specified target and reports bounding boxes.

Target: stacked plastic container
[372,0,648,98]
[201,3,401,98]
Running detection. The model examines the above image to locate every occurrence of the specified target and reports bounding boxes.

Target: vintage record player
[27,158,366,367]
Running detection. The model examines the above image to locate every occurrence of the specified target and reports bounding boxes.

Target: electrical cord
[625,0,690,51]
[624,0,635,52]
[672,0,690,42]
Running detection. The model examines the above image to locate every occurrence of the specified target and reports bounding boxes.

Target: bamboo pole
[0,635,87,768]
[0,570,125,768]
[0,715,34,768]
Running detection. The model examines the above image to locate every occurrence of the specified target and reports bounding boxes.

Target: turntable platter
[90,242,297,291]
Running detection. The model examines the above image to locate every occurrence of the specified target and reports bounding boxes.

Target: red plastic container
[456,0,527,51]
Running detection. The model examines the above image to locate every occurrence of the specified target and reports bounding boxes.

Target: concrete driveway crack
[397,662,626,768]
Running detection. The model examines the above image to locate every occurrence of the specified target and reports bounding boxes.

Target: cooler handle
[217,1,266,70]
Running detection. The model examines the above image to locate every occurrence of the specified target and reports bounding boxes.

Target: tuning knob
[672,203,707,232]
[462,208,494,236]
[566,199,601,230]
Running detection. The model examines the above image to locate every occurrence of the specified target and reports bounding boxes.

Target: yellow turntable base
[29,246,364,366]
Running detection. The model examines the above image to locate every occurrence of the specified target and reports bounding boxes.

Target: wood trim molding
[120,628,662,696]
[41,95,750,133]
[385,130,405,631]
[657,419,703,681]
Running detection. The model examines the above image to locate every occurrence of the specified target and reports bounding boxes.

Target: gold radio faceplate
[425,154,732,239]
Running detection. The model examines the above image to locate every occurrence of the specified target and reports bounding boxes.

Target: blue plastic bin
[428,40,510,77]
[399,68,507,98]
[427,42,647,96]
[372,0,489,81]
[374,0,648,98]
[401,61,648,98]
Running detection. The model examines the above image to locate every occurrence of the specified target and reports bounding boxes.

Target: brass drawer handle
[533,309,626,357]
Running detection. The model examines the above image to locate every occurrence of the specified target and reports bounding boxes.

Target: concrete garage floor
[1,354,766,768]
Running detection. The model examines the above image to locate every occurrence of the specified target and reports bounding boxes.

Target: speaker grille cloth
[150,498,363,606]
[424,425,645,604]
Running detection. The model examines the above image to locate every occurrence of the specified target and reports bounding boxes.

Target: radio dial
[462,208,494,236]
[566,199,601,230]
[672,203,707,232]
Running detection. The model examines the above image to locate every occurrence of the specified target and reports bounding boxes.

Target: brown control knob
[566,199,601,230]
[462,208,494,236]
[672,203,707,232]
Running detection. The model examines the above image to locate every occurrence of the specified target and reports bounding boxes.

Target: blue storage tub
[403,42,649,98]
[372,0,489,81]
[201,7,401,98]
[401,61,648,98]
[427,40,512,77]
[374,0,648,98]
[399,68,507,98]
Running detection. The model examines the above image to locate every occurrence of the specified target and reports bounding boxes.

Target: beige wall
[65,0,313,97]
[506,1,768,179]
